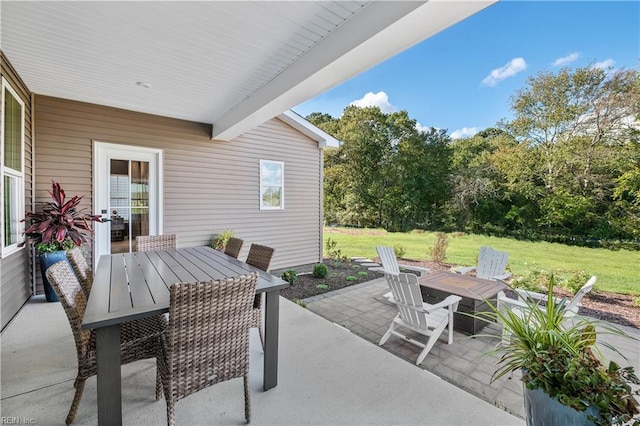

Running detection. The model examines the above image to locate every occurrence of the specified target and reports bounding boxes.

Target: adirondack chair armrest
[398,265,430,276]
[493,272,512,281]
[514,288,564,305]
[497,292,529,311]
[454,266,476,275]
[424,295,462,313]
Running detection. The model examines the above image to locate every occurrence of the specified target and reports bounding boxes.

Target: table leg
[96,324,122,425]
[263,290,280,390]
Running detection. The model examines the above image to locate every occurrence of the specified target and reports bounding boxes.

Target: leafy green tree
[503,66,640,237]
[310,106,450,230]
[396,127,452,230]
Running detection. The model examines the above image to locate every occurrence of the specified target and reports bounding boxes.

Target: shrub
[313,263,328,278]
[428,232,448,263]
[511,268,552,293]
[281,270,298,285]
[315,284,329,290]
[292,298,307,308]
[345,275,357,282]
[561,270,592,295]
[357,271,368,277]
[634,297,640,308]
[393,244,406,259]
[325,237,348,263]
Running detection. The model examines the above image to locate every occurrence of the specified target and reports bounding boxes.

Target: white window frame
[1,78,26,257]
[259,160,284,210]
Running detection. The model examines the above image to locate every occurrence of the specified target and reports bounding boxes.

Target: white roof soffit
[278,110,341,149]
[212,0,496,141]
[1,1,496,142]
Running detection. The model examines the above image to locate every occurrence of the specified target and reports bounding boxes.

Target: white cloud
[481,58,527,87]
[552,52,580,67]
[350,91,397,113]
[415,122,431,133]
[592,59,615,70]
[450,127,479,139]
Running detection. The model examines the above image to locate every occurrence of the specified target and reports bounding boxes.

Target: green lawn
[324,227,640,295]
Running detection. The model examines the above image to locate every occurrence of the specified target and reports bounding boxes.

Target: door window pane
[109,159,149,253]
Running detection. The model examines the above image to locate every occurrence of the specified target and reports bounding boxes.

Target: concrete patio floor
[303,277,640,421]
[1,295,522,425]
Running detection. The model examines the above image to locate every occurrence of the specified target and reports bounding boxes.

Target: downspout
[319,148,324,263]
[30,92,36,296]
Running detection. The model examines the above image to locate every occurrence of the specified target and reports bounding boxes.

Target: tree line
[307,66,640,249]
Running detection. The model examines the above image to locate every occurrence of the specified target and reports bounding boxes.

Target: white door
[93,142,163,266]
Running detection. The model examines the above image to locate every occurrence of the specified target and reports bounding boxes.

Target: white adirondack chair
[497,276,596,344]
[376,246,429,302]
[376,246,429,276]
[379,272,462,365]
[455,246,512,281]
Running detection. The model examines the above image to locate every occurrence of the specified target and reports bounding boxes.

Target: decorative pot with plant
[21,181,102,302]
[476,277,640,426]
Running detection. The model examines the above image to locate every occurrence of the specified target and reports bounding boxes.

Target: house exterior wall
[1,52,33,331]
[34,95,322,273]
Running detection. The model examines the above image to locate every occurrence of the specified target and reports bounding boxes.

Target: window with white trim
[259,160,284,210]
[1,78,25,256]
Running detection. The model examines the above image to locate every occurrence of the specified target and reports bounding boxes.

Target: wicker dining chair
[245,243,275,348]
[66,247,93,297]
[136,234,177,252]
[46,261,165,425]
[224,237,244,259]
[158,273,258,426]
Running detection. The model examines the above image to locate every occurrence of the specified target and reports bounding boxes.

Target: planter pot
[524,385,599,426]
[39,251,69,302]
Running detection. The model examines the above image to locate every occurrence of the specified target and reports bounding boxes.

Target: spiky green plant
[211,229,235,250]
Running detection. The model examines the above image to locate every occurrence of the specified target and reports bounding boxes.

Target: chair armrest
[424,295,462,313]
[514,288,564,305]
[514,288,545,302]
[454,266,476,275]
[497,293,529,311]
[398,265,430,276]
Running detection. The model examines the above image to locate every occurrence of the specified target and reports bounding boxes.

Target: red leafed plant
[21,181,102,253]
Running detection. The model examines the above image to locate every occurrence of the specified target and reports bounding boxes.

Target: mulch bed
[279,260,384,301]
[278,258,640,330]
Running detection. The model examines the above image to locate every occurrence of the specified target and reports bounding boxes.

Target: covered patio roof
[1,1,496,141]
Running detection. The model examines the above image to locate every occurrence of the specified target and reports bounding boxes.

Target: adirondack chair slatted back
[476,246,509,280]
[565,276,597,312]
[385,273,428,331]
[377,246,400,275]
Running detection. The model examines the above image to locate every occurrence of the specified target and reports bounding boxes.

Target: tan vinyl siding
[1,51,33,331]
[1,251,31,329]
[34,95,322,271]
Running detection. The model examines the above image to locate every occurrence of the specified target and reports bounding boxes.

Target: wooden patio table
[82,246,289,426]
[418,270,507,335]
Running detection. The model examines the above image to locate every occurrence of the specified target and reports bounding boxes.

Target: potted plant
[476,278,640,426]
[211,229,235,251]
[21,181,102,302]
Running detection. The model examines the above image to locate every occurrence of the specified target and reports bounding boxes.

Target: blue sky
[294,1,640,139]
